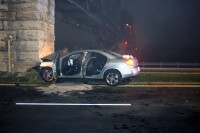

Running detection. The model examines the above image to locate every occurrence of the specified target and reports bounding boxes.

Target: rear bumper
[122,66,140,79]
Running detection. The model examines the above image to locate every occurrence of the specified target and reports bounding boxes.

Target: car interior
[61,53,84,76]
[61,52,107,77]
[86,52,107,76]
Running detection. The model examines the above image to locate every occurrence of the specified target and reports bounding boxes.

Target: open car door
[52,51,60,80]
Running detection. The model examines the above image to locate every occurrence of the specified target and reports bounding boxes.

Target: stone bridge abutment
[0,0,55,72]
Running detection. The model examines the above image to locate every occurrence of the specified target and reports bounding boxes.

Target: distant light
[125,23,131,29]
[124,41,128,45]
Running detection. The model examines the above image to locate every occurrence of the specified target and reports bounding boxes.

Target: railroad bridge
[0,0,55,72]
[0,0,129,72]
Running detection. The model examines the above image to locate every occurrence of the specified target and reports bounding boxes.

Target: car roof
[41,49,121,61]
[66,49,118,59]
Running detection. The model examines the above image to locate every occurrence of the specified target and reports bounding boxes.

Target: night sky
[55,0,200,62]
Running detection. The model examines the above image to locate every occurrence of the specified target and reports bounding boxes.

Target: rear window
[104,51,123,59]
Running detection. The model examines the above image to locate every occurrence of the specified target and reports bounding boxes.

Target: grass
[18,69,44,83]
[0,71,200,84]
[0,71,6,77]
[0,69,44,84]
[134,72,200,82]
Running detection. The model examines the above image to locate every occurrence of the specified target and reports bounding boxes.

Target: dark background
[55,0,200,62]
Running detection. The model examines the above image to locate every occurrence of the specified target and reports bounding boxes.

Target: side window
[86,52,107,76]
[62,53,84,76]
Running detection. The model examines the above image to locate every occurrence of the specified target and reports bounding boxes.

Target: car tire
[41,67,55,83]
[104,70,121,86]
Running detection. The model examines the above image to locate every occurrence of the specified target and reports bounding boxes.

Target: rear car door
[85,52,107,78]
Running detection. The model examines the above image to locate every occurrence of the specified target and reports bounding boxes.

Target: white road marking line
[16,103,131,106]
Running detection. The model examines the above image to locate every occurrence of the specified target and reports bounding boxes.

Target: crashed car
[40,50,140,86]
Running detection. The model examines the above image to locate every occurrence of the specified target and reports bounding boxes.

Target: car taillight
[124,59,134,66]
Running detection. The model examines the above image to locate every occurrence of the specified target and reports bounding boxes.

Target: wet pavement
[0,84,200,133]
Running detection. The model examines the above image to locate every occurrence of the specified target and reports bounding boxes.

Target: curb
[127,82,200,85]
[0,82,200,87]
[121,84,200,88]
[0,83,49,87]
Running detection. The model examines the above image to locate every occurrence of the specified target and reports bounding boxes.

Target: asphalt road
[0,84,200,133]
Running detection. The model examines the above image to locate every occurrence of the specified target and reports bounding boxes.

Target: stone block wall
[0,0,55,72]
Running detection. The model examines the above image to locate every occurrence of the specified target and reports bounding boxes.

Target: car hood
[41,51,68,62]
[41,52,57,62]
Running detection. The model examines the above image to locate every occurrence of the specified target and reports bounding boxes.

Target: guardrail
[139,62,200,72]
[139,62,200,68]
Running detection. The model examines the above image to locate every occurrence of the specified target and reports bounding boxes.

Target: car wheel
[104,70,121,86]
[41,68,55,83]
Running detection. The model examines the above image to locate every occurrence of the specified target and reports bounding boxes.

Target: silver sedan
[40,50,140,86]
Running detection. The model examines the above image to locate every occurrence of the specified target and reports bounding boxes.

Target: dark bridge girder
[55,0,133,49]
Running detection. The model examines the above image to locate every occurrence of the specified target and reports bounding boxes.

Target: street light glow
[126,23,132,29]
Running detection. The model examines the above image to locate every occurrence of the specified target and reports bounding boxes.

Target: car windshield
[104,51,123,59]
